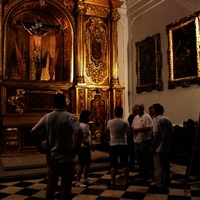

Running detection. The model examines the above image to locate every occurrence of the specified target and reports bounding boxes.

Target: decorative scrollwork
[7,89,70,113]
[78,89,85,112]
[7,89,25,113]
[85,17,108,84]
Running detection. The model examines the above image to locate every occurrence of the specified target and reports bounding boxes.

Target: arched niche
[3,0,75,82]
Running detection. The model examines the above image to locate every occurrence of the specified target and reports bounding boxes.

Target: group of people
[30,93,173,200]
[126,103,173,188]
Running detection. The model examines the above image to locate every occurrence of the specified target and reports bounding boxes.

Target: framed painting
[135,33,163,93]
[167,12,200,89]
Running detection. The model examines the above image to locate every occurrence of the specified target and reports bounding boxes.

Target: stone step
[0,150,110,182]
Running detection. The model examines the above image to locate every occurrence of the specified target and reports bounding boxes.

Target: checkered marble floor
[0,164,199,200]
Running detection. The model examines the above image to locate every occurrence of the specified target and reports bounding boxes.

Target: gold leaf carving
[84,17,108,84]
[78,89,85,112]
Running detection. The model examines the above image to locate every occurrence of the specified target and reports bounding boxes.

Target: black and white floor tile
[0,164,199,200]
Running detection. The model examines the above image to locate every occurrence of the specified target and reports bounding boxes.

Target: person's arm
[73,128,83,154]
[151,118,159,149]
[30,128,46,154]
[133,126,152,133]
[134,115,153,133]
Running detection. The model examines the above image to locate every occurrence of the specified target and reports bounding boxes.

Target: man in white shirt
[31,93,83,200]
[151,103,173,189]
[132,104,153,181]
[107,106,130,189]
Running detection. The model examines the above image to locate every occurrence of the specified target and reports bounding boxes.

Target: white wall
[120,0,200,125]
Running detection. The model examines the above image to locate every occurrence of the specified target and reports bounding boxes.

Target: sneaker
[81,178,93,184]
[75,181,87,188]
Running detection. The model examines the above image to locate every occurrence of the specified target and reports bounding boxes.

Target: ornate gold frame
[135,33,163,93]
[167,12,200,88]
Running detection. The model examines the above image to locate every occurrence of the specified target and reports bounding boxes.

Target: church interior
[0,0,200,199]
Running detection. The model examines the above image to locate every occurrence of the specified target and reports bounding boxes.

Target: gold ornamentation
[111,78,120,86]
[85,4,110,17]
[85,17,108,84]
[62,0,74,12]
[135,33,163,93]
[77,1,87,15]
[167,11,200,88]
[88,90,107,144]
[115,90,121,106]
[78,89,85,112]
[39,0,46,7]
[7,89,70,113]
[6,128,19,150]
[7,89,25,113]
[110,8,121,21]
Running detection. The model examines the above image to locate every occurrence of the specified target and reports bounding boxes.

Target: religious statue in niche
[91,27,102,62]
[19,16,60,80]
[8,15,62,81]
[90,95,106,144]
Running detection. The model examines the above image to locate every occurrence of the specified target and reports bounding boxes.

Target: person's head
[153,103,164,115]
[53,93,66,109]
[148,105,155,117]
[114,106,123,118]
[132,104,138,116]
[136,104,144,116]
[79,110,91,123]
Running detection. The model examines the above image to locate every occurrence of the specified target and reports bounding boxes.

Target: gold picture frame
[135,33,163,93]
[167,12,200,88]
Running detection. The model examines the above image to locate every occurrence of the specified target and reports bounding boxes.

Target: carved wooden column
[75,0,85,84]
[110,1,123,86]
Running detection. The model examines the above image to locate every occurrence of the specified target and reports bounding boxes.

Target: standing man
[132,104,153,181]
[31,93,83,200]
[148,105,156,176]
[127,104,138,170]
[107,106,130,189]
[151,103,173,189]
[148,105,156,119]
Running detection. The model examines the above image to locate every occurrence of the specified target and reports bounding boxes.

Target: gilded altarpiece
[0,0,124,156]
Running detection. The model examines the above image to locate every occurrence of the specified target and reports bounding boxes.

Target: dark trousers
[127,134,135,168]
[134,139,152,179]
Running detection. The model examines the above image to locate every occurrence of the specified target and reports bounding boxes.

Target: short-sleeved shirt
[80,122,91,148]
[31,109,81,163]
[107,118,129,146]
[153,115,173,152]
[132,113,153,143]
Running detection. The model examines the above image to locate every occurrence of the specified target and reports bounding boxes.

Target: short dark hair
[115,106,123,117]
[53,93,66,109]
[153,103,164,115]
[148,105,153,110]
[137,104,144,111]
[79,110,91,123]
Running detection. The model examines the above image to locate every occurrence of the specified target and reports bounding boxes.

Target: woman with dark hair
[75,110,94,187]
